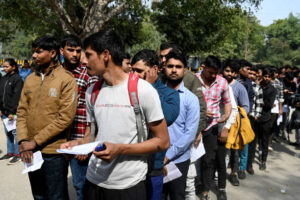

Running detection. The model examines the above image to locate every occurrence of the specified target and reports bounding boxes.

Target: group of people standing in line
[0,29,299,200]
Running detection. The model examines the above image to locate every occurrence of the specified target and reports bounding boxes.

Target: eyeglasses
[166,64,184,69]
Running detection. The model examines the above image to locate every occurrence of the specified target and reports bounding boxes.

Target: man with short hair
[17,35,78,199]
[162,48,200,200]
[60,34,98,200]
[122,53,132,73]
[198,55,231,200]
[131,49,180,200]
[62,30,170,200]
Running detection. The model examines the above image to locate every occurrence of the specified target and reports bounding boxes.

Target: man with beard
[17,35,78,200]
[60,35,99,200]
[162,49,200,200]
[222,59,249,187]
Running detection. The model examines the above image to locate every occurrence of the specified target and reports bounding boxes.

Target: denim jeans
[70,156,89,200]
[2,114,19,155]
[28,154,69,200]
[240,144,249,171]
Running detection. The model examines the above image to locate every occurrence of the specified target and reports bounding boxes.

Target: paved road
[0,122,299,200]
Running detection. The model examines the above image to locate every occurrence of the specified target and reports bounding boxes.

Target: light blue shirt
[166,82,200,164]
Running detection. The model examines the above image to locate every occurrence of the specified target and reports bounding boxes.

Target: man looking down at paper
[61,29,169,200]
[162,48,200,200]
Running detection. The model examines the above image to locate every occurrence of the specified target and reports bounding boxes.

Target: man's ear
[59,48,64,56]
[153,65,159,72]
[102,50,110,62]
[50,50,57,59]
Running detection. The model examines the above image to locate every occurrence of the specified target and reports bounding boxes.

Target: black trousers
[248,116,259,168]
[163,159,190,200]
[216,141,227,189]
[83,180,146,200]
[258,119,272,162]
[200,125,218,191]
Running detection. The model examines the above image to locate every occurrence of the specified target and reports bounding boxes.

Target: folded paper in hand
[190,136,205,162]
[56,141,99,155]
[22,151,44,174]
[3,117,17,132]
[163,162,182,184]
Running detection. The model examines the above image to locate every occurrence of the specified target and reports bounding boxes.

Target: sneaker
[246,166,254,175]
[229,173,240,186]
[7,156,21,165]
[268,146,273,151]
[200,193,211,200]
[238,170,246,179]
[0,154,13,160]
[259,162,266,171]
[218,190,227,200]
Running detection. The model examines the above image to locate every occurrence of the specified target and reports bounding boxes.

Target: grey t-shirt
[85,77,164,189]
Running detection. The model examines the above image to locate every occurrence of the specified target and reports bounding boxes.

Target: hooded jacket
[17,63,78,154]
[0,72,23,115]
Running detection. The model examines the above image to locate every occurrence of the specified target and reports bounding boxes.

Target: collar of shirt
[197,71,220,89]
[165,80,185,93]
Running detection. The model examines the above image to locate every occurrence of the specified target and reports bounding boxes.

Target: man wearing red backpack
[62,29,169,200]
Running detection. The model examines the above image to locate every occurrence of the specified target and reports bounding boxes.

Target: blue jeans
[240,144,249,171]
[146,174,164,200]
[28,154,69,200]
[70,156,89,200]
[2,114,19,155]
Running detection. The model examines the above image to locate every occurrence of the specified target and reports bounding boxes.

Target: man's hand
[194,132,202,148]
[145,68,158,84]
[19,141,37,153]
[163,165,168,176]
[93,142,121,162]
[75,154,89,162]
[206,111,214,118]
[60,140,81,150]
[8,114,14,121]
[21,151,33,164]
[218,128,229,143]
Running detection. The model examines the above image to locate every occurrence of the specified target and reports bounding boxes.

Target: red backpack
[89,73,146,143]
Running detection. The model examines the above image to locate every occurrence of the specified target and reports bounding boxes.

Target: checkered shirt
[197,72,231,131]
[272,78,284,103]
[70,65,99,140]
[249,81,263,118]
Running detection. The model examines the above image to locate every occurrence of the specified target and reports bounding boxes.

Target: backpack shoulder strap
[128,73,146,143]
[90,79,104,106]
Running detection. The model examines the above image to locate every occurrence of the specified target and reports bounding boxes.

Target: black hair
[284,65,292,70]
[61,34,82,48]
[131,49,159,68]
[285,71,294,81]
[24,60,29,64]
[83,29,124,66]
[239,59,253,68]
[123,53,131,60]
[204,55,222,70]
[222,58,240,73]
[250,66,258,72]
[165,48,187,67]
[262,67,273,76]
[5,58,19,73]
[160,42,181,51]
[32,35,59,59]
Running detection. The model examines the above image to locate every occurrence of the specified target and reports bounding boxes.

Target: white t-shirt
[85,77,164,189]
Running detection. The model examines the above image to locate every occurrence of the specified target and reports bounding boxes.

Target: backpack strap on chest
[128,73,146,143]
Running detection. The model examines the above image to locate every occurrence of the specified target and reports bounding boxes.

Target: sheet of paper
[22,151,44,174]
[56,141,99,155]
[190,136,206,162]
[277,115,283,126]
[163,162,182,184]
[271,100,279,114]
[3,117,17,132]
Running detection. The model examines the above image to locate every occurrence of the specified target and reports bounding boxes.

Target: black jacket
[258,83,277,123]
[0,73,23,115]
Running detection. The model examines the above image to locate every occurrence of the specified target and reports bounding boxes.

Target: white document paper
[277,115,283,125]
[190,137,206,162]
[22,151,44,174]
[56,141,99,155]
[3,117,17,132]
[163,162,182,184]
[271,100,279,114]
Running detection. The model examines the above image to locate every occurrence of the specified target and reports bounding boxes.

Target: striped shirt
[249,81,263,118]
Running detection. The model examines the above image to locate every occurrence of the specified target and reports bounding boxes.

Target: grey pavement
[0,122,299,200]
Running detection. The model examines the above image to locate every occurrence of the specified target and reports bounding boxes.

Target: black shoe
[0,154,13,160]
[218,190,227,200]
[246,166,254,175]
[7,156,21,165]
[238,170,246,179]
[229,173,240,186]
[259,162,266,170]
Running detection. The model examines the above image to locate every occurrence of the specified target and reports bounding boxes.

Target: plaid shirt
[272,78,284,103]
[70,65,99,140]
[197,72,231,131]
[249,81,263,118]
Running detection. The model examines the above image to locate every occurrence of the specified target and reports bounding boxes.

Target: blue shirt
[231,80,250,113]
[166,82,200,164]
[19,68,32,81]
[237,78,254,112]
